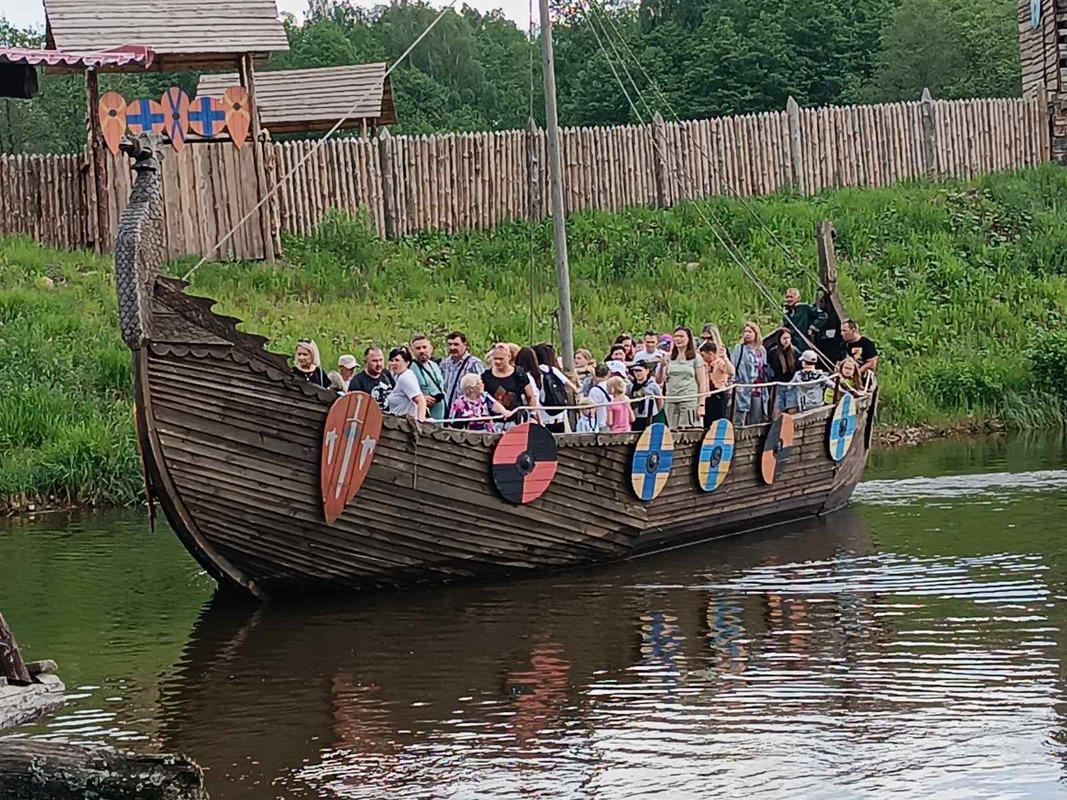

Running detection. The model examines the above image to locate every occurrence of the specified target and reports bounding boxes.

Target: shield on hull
[760,414,795,485]
[828,394,858,462]
[491,423,558,504]
[631,422,674,502]
[697,418,734,492]
[321,392,383,523]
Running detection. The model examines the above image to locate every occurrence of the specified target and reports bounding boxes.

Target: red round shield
[160,87,190,152]
[491,423,558,504]
[99,92,127,155]
[222,86,252,150]
[760,414,795,485]
[320,392,384,524]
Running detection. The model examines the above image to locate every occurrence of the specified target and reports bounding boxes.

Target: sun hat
[338,354,358,369]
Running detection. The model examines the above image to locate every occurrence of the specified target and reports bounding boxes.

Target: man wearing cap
[783,288,827,346]
[790,349,830,411]
[337,354,359,391]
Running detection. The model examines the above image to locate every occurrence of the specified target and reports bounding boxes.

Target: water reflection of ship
[155,512,887,798]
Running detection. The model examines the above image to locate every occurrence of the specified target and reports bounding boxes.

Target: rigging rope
[584,0,826,290]
[582,1,836,370]
[181,0,461,283]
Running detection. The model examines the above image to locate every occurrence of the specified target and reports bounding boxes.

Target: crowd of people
[289,289,878,434]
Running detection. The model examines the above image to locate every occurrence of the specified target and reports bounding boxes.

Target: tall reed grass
[4,165,1067,509]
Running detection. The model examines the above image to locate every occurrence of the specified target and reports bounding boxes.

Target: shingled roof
[197,63,397,133]
[43,0,289,72]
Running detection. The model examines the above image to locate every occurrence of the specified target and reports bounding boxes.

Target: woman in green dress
[664,326,708,429]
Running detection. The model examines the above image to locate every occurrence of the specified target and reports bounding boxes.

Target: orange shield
[125,97,165,135]
[320,392,383,524]
[760,413,795,485]
[222,86,252,149]
[99,92,127,155]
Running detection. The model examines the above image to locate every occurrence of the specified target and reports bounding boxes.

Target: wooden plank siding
[0,94,1052,257]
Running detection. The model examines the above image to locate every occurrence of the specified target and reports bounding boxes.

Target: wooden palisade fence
[0,90,1053,259]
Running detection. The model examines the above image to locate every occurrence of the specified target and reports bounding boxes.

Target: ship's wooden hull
[133,334,872,599]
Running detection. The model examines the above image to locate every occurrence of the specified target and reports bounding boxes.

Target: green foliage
[5,166,1067,509]
[861,0,1020,102]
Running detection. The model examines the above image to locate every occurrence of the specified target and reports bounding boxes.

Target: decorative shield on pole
[222,86,252,149]
[631,422,674,502]
[320,392,383,524]
[491,423,558,505]
[98,92,127,155]
[189,95,227,138]
[160,87,190,152]
[125,97,165,135]
[828,394,858,462]
[760,414,795,485]
[697,418,734,493]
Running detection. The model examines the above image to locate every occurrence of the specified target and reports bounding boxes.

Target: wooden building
[1019,0,1063,160]
[197,63,397,135]
[42,0,289,72]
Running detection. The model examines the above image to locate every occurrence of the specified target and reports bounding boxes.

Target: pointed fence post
[652,112,668,208]
[526,117,543,222]
[378,128,397,240]
[919,88,939,177]
[786,96,805,194]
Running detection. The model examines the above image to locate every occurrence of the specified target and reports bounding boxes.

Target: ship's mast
[537,0,576,373]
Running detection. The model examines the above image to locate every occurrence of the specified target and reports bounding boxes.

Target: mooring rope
[180,0,461,283]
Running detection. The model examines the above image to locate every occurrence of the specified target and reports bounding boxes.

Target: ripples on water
[1,439,1066,799]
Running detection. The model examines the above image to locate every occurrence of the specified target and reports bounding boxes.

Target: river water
[2,436,1066,798]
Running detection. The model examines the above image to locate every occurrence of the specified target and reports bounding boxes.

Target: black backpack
[541,368,569,411]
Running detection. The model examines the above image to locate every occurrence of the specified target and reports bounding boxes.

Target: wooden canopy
[43,0,289,72]
[197,63,397,133]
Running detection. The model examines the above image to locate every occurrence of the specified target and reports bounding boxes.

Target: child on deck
[790,350,831,411]
[606,376,635,433]
[449,373,510,432]
[575,397,597,433]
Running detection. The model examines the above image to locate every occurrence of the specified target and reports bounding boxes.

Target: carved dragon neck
[115,133,167,350]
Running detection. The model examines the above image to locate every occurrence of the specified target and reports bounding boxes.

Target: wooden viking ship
[115,130,875,600]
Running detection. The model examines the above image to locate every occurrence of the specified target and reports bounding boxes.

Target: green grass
[4,165,1067,510]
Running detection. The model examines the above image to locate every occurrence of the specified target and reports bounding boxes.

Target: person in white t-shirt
[385,346,427,421]
[533,342,576,433]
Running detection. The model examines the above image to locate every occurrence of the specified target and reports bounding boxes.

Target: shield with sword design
[320,391,384,523]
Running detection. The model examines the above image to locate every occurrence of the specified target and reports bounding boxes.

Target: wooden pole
[526,116,543,223]
[919,87,939,177]
[0,610,31,685]
[786,96,804,194]
[85,69,108,254]
[538,0,576,373]
[378,128,397,240]
[238,53,276,262]
[652,112,667,208]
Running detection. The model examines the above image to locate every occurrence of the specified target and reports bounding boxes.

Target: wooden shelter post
[0,610,31,685]
[238,53,277,262]
[84,68,109,254]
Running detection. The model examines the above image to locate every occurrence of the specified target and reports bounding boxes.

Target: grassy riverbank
[4,165,1067,511]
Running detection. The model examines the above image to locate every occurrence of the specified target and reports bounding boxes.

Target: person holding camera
[411,333,447,422]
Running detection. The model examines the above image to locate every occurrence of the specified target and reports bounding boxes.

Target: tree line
[0,0,1020,154]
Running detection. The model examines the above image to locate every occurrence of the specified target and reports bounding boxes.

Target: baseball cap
[801,349,818,363]
[607,360,629,378]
